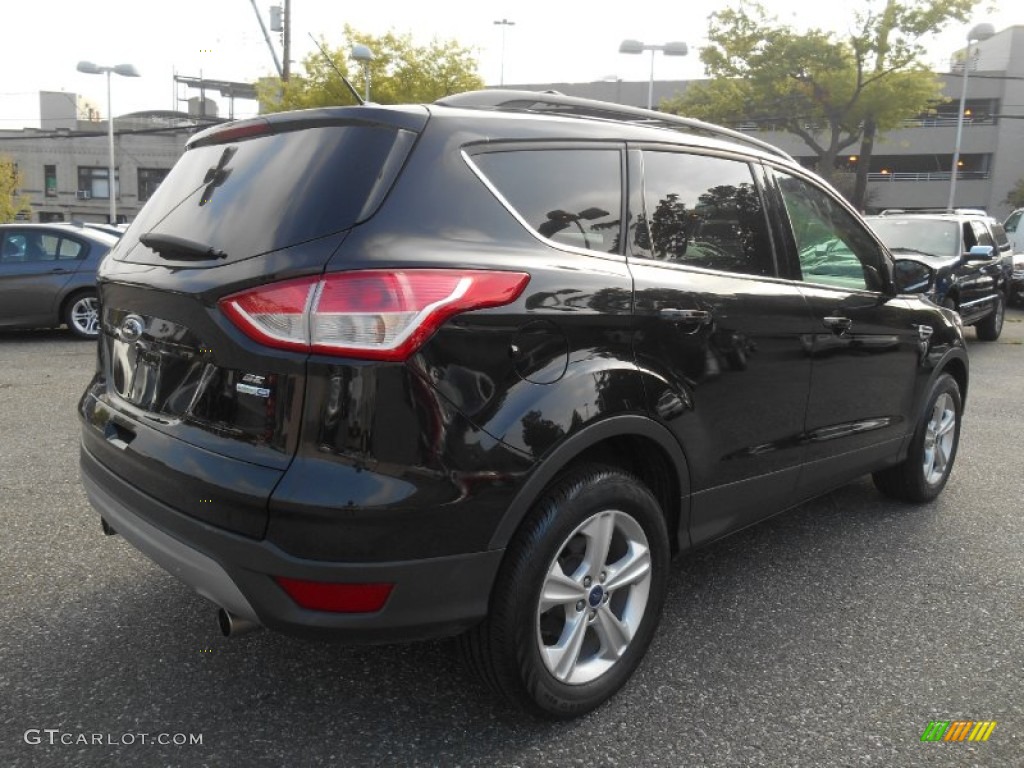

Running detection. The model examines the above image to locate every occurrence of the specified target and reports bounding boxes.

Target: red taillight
[275,577,393,613]
[219,269,530,360]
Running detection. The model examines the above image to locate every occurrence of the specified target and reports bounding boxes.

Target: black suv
[79,90,969,718]
[865,211,1011,340]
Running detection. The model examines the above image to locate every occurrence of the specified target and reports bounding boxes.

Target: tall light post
[494,19,515,87]
[947,23,995,212]
[351,44,375,102]
[619,39,688,110]
[76,61,139,224]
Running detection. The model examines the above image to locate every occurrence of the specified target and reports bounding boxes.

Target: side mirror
[965,244,995,261]
[892,258,934,294]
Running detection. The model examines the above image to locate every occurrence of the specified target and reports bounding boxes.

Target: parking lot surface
[1,314,1022,767]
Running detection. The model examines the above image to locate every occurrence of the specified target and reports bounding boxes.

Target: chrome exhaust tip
[217,608,260,637]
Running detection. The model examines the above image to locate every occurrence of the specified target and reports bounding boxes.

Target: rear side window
[118,124,415,264]
[635,151,775,277]
[471,149,622,254]
[970,221,995,248]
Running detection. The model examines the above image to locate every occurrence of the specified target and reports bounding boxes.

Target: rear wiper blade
[139,232,227,260]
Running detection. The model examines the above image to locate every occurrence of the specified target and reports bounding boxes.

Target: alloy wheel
[922,392,957,486]
[536,509,652,685]
[70,296,100,337]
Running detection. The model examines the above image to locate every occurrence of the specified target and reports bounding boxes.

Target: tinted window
[473,149,622,254]
[990,223,1009,249]
[1,232,26,263]
[120,125,415,264]
[777,173,886,291]
[636,152,774,276]
[970,221,994,248]
[0,230,59,263]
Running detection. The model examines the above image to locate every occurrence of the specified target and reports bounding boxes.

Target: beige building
[1,93,218,224]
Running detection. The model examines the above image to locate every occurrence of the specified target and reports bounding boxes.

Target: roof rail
[879,207,989,216]
[435,89,794,162]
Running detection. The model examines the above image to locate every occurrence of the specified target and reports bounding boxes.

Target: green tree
[664,0,975,207]
[1,155,31,223]
[257,26,483,112]
[1003,178,1024,209]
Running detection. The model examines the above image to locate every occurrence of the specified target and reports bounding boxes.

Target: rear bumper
[80,444,503,642]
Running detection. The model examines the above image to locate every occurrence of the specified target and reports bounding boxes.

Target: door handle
[822,316,852,333]
[659,308,712,325]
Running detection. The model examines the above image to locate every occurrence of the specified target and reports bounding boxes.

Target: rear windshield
[116,124,415,265]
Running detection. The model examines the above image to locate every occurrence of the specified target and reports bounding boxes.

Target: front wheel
[459,464,670,718]
[64,291,100,339]
[873,373,962,502]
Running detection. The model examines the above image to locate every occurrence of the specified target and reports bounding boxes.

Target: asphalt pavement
[1,312,1021,768]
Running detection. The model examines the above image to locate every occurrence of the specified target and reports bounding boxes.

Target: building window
[138,168,169,202]
[44,165,57,197]
[77,166,118,200]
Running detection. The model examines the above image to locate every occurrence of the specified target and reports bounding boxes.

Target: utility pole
[249,0,283,78]
[282,0,291,81]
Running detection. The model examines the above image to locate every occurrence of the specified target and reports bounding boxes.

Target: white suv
[1005,209,1023,251]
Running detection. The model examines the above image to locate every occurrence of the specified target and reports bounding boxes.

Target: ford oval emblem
[119,315,145,342]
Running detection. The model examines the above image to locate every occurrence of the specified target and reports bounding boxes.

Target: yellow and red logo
[920,721,997,742]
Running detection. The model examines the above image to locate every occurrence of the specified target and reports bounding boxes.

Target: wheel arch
[488,415,691,554]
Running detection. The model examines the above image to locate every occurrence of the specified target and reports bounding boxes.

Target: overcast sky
[1,0,1020,128]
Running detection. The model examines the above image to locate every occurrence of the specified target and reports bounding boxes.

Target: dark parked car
[865,212,1009,340]
[78,91,969,718]
[0,222,118,338]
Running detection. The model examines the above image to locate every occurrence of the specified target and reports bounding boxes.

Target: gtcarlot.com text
[24,729,203,747]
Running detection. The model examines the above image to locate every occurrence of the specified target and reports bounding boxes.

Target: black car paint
[79,102,968,641]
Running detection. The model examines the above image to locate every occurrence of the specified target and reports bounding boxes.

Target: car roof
[0,222,120,246]
[188,90,796,168]
[435,89,795,162]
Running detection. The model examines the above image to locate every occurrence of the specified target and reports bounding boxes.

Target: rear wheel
[64,291,100,339]
[459,464,670,718]
[975,292,1004,341]
[873,373,962,502]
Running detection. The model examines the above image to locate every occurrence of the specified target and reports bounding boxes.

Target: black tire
[458,463,670,719]
[975,291,1004,341]
[64,290,100,339]
[873,373,962,502]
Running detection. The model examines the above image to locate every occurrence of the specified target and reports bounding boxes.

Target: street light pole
[76,61,140,223]
[104,70,115,224]
[618,40,688,110]
[351,44,375,102]
[947,23,995,212]
[494,19,515,87]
